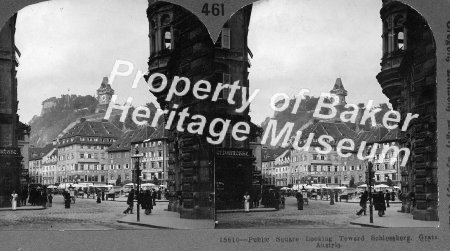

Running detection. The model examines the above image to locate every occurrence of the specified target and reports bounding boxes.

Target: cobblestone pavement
[0,195,163,230]
[216,197,365,229]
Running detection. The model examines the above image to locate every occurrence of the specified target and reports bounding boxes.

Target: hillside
[29,95,162,147]
[260,96,391,146]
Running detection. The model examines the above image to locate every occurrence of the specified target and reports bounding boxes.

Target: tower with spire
[329,78,347,118]
[95,77,114,114]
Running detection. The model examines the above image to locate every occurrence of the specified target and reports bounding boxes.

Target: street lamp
[131,148,144,222]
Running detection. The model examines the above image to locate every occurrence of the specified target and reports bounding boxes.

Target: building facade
[56,120,123,184]
[41,148,58,185]
[0,14,23,207]
[146,1,254,216]
[376,0,438,221]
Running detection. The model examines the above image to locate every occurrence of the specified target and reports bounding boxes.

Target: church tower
[329,78,347,118]
[95,77,114,113]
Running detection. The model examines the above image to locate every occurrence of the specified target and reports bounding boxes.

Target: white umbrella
[47,185,57,189]
[375,184,389,188]
[357,184,367,188]
[141,183,156,187]
[280,187,290,190]
[393,186,400,189]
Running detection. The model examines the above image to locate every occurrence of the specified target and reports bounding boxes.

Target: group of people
[357,190,397,217]
[123,188,159,215]
[10,187,53,210]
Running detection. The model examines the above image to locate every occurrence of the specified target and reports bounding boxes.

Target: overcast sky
[14,0,388,125]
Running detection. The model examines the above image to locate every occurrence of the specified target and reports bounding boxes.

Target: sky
[14,0,389,125]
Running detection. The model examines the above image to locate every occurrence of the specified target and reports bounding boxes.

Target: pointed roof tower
[330,78,348,97]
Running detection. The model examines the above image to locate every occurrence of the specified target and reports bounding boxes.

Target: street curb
[0,207,45,212]
[349,221,386,228]
[216,209,278,213]
[116,220,174,229]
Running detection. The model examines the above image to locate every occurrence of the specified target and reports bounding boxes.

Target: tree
[386,177,394,187]
[349,176,355,188]
[116,175,122,186]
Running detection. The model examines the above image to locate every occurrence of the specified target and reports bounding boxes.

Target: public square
[0,195,164,230]
[216,196,407,229]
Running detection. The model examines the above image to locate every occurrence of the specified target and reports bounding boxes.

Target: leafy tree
[116,175,122,186]
[349,176,355,188]
[386,178,394,187]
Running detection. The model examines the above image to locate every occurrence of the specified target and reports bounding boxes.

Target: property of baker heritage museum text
[0,0,439,230]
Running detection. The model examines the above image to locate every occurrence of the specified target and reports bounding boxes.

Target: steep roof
[107,129,139,152]
[60,120,123,140]
[298,121,357,145]
[29,143,55,160]
[143,123,168,142]
[130,126,157,144]
[262,147,289,162]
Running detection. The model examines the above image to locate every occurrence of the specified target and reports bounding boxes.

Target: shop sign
[216,148,252,158]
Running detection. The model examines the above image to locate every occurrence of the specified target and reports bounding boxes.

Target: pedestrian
[295,190,303,210]
[374,191,386,217]
[42,189,48,209]
[334,190,339,203]
[11,190,18,211]
[143,190,153,215]
[243,191,250,212]
[101,190,105,201]
[123,188,134,214]
[152,189,157,206]
[157,189,161,200]
[385,190,390,208]
[280,194,286,209]
[63,190,71,209]
[356,191,368,216]
[390,190,395,201]
[21,188,28,206]
[47,192,53,207]
[96,190,101,204]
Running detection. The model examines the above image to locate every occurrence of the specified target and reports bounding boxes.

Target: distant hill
[259,96,391,147]
[29,94,162,147]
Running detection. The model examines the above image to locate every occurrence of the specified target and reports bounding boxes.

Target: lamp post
[368,161,374,224]
[131,148,144,222]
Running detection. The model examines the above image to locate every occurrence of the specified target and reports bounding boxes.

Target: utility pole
[368,161,374,224]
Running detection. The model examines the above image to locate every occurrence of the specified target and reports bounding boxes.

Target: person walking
[47,192,53,207]
[295,190,303,210]
[243,192,250,212]
[21,188,28,206]
[11,191,18,211]
[374,191,386,217]
[41,189,48,209]
[63,190,71,209]
[123,189,135,214]
[356,191,369,216]
[152,189,157,206]
[390,190,395,201]
[96,190,101,204]
[143,190,153,215]
[385,190,390,207]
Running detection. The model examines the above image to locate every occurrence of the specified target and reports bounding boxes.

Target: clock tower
[95,77,114,113]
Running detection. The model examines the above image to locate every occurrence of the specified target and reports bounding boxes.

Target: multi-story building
[363,127,401,185]
[131,124,168,186]
[56,119,123,184]
[262,147,289,185]
[376,0,437,221]
[291,120,366,186]
[41,148,58,185]
[273,149,290,187]
[17,122,31,185]
[29,143,55,184]
[0,14,22,207]
[106,130,139,185]
[146,1,255,216]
